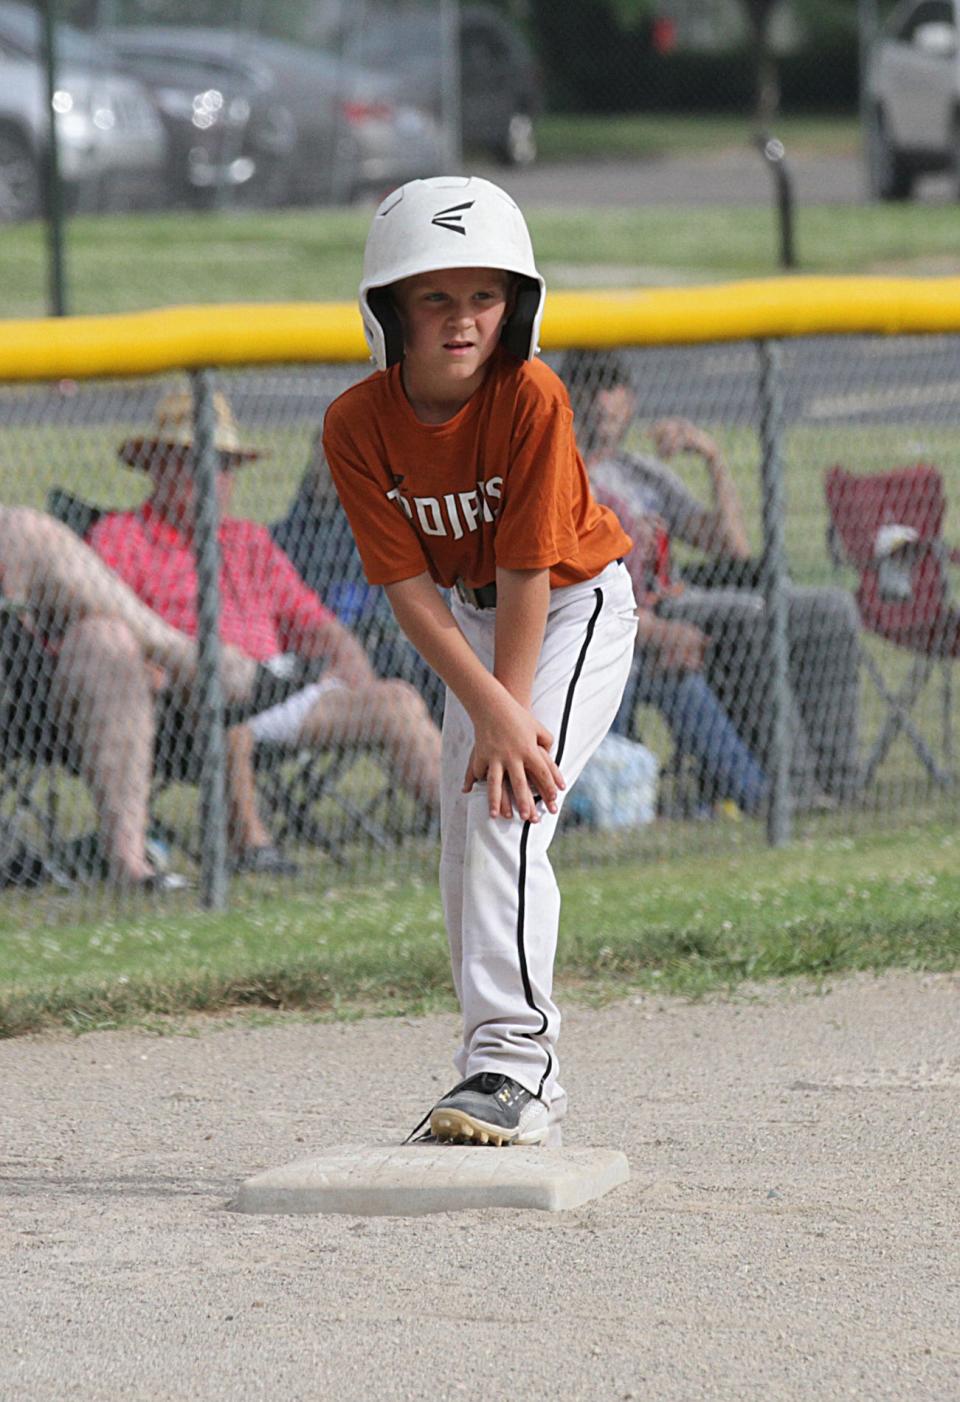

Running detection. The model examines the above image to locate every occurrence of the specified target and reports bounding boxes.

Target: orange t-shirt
[323,348,632,590]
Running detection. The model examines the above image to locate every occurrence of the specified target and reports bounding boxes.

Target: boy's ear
[368,288,405,366]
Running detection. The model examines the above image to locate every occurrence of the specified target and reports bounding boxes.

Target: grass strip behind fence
[536,113,862,162]
[2,825,958,1038]
[3,201,960,319]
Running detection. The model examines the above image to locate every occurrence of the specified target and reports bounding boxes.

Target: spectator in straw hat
[83,387,442,875]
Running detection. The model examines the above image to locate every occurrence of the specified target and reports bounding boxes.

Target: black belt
[454,579,497,609]
[454,560,623,611]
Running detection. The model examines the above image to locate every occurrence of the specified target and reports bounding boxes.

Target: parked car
[0,0,166,221]
[335,2,543,166]
[866,0,960,199]
[460,3,542,165]
[102,25,447,209]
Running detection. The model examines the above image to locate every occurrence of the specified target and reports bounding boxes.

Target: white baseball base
[229,1145,629,1216]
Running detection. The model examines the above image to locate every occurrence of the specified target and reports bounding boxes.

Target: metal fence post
[752,134,796,270]
[757,339,792,847]
[190,370,228,909]
[439,0,463,168]
[41,0,67,317]
[858,0,880,159]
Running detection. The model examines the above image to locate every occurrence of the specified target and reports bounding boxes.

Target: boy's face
[392,266,512,394]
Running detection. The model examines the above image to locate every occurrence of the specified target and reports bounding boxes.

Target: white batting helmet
[359,175,546,370]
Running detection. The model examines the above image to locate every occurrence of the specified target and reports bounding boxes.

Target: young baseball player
[323,176,638,1147]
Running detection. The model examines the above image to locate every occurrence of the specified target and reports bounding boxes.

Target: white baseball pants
[440,559,638,1124]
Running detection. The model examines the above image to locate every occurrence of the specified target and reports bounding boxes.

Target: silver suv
[0,0,166,222]
[866,0,960,199]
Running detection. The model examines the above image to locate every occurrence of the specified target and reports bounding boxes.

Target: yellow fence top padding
[3,277,960,381]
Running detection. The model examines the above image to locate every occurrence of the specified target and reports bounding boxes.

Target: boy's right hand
[463,692,565,823]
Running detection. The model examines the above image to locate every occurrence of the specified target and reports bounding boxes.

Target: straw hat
[118,389,262,470]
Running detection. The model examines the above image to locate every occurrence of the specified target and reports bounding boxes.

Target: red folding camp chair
[825,463,960,789]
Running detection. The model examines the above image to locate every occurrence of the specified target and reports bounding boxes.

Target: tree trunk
[742,0,780,127]
[755,35,780,127]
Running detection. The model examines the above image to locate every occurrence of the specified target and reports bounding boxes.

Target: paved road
[477,150,954,208]
[2,972,958,1401]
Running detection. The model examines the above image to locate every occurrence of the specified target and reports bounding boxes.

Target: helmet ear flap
[367,288,405,368]
[500,277,542,360]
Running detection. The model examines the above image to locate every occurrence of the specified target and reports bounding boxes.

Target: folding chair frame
[254,743,399,866]
[825,465,957,792]
[858,648,954,789]
[0,745,75,889]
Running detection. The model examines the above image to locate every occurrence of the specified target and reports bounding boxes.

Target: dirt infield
[2,970,958,1401]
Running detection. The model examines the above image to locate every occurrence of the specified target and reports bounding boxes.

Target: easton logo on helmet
[430,201,474,235]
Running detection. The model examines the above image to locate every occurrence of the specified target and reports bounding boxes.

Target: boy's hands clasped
[463,688,565,823]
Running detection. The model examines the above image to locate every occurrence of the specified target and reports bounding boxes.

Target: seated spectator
[553,357,766,815]
[272,427,445,726]
[1,504,262,888]
[0,393,441,886]
[565,349,862,805]
[605,508,768,816]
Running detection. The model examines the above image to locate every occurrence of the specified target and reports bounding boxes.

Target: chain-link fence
[566,331,960,844]
[2,290,958,923]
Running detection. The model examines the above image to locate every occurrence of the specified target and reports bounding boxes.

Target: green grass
[0,207,372,319]
[537,113,862,162]
[531,204,960,284]
[3,192,960,319]
[1,823,958,1038]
